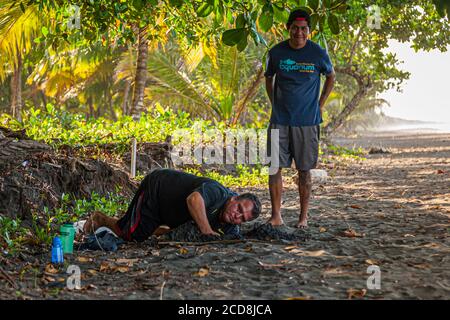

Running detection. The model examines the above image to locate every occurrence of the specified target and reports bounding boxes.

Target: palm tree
[0,1,43,120]
[143,40,266,125]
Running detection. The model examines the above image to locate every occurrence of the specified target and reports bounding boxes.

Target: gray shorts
[267,123,320,171]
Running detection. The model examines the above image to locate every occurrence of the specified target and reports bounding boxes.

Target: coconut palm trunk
[131,26,149,118]
[10,51,22,121]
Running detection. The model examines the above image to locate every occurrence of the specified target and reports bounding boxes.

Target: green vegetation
[0,191,130,252]
[0,216,29,252]
[186,164,269,188]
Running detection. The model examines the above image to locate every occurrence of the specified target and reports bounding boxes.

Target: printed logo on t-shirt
[279,59,315,73]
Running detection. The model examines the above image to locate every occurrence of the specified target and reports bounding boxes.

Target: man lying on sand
[84,169,262,241]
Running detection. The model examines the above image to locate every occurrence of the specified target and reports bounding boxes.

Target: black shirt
[149,169,239,234]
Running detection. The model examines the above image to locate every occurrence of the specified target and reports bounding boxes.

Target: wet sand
[1,131,449,299]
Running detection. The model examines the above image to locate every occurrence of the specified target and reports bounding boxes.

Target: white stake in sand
[130,138,137,178]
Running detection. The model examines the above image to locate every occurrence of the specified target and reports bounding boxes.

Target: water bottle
[51,236,64,264]
[60,223,75,254]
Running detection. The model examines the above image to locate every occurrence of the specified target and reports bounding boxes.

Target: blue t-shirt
[264,40,333,127]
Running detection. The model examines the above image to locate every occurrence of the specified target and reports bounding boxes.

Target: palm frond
[146,49,219,117]
[0,3,41,80]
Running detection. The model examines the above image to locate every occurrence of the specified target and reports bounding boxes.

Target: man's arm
[319,70,336,113]
[265,76,274,105]
[186,192,220,236]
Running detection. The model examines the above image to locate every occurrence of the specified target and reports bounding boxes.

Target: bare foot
[295,219,308,229]
[83,211,104,234]
[267,216,284,226]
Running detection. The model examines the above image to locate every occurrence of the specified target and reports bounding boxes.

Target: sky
[379,40,450,130]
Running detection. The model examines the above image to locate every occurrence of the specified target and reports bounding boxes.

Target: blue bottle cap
[53,236,62,247]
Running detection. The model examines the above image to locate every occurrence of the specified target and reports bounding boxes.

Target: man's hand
[319,70,336,112]
[202,230,220,236]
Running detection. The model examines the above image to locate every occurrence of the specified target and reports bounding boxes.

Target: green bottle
[60,223,76,254]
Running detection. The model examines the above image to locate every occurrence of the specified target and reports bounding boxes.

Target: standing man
[265,9,335,228]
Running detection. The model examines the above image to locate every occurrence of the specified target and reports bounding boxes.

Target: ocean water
[375,122,450,133]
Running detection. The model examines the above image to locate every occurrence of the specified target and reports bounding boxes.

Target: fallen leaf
[347,288,367,300]
[341,229,363,238]
[244,245,253,252]
[295,250,326,257]
[365,259,378,265]
[99,261,111,272]
[195,267,209,277]
[319,227,327,233]
[115,258,139,266]
[77,257,90,263]
[45,264,58,274]
[87,269,98,276]
[179,248,189,255]
[113,266,130,273]
[349,204,362,209]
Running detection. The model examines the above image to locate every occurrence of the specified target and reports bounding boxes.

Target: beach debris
[310,169,328,184]
[368,147,391,154]
[347,288,367,299]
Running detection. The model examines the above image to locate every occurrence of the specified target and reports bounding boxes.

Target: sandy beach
[1,131,449,299]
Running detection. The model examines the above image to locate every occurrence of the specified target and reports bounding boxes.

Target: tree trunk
[108,90,117,121]
[10,52,23,121]
[323,67,372,136]
[130,26,149,118]
[231,66,265,126]
[40,90,47,107]
[122,80,131,115]
[88,96,94,118]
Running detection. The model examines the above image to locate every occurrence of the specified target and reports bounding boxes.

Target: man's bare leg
[83,211,121,235]
[296,170,312,228]
[268,168,284,225]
